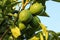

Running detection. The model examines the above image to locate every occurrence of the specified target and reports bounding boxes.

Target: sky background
[17,0,60,32]
[39,1,60,32]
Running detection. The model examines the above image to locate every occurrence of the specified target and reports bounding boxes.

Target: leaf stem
[0,28,9,40]
[22,0,29,10]
[22,0,25,10]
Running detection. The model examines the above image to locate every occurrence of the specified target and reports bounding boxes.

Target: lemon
[30,2,44,15]
[19,10,32,23]
[19,22,26,30]
[10,26,21,38]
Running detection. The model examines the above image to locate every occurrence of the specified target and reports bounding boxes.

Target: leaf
[40,33,44,40]
[33,0,47,5]
[35,0,47,6]
[45,31,49,40]
[29,36,39,40]
[3,34,9,40]
[57,32,60,36]
[0,1,2,6]
[40,0,46,6]
[39,23,49,40]
[52,0,60,2]
[38,11,49,17]
[39,23,47,34]
[48,30,58,40]
[0,10,2,15]
[7,1,21,8]
[0,5,2,9]
[25,27,35,39]
[48,30,57,36]
[2,0,7,6]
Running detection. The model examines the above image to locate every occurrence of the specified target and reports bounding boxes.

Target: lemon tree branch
[22,0,29,10]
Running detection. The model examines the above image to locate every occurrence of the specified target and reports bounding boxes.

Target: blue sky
[39,1,60,32]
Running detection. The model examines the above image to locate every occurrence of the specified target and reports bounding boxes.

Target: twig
[24,0,29,6]
[22,0,29,10]
[22,0,25,10]
[0,29,9,40]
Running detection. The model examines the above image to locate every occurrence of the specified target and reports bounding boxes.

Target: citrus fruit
[19,22,26,30]
[30,2,44,15]
[30,16,41,27]
[19,10,32,23]
[13,13,18,17]
[8,36,13,40]
[10,26,21,38]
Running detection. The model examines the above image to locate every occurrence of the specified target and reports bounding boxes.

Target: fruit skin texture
[19,10,32,23]
[30,16,41,27]
[10,27,21,38]
[30,2,44,15]
[19,22,26,30]
[8,36,13,40]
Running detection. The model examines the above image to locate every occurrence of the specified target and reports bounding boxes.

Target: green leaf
[57,32,60,36]
[38,11,49,17]
[52,0,60,2]
[48,30,58,40]
[0,9,2,14]
[40,33,44,40]
[35,31,42,37]
[0,5,2,9]
[25,26,35,39]
[7,1,21,8]
[33,0,47,6]
[2,0,7,6]
[0,1,2,6]
[39,23,49,40]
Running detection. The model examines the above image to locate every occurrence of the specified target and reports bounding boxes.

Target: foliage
[0,0,60,40]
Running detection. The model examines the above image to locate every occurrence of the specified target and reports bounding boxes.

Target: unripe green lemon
[8,36,13,40]
[30,2,44,15]
[30,16,41,27]
[19,10,32,23]
[19,22,26,30]
[13,13,18,17]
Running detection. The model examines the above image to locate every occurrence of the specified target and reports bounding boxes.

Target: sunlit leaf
[40,33,44,40]
[45,31,49,40]
[39,23,48,40]
[29,36,39,40]
[7,1,21,8]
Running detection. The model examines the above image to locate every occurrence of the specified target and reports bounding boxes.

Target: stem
[22,0,29,10]
[22,0,24,10]
[24,0,29,6]
[0,28,9,40]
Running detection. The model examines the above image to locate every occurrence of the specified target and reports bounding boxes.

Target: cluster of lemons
[10,2,48,40]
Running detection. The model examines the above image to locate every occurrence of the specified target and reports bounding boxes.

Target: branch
[24,0,29,6]
[0,28,9,40]
[22,0,25,10]
[22,0,30,10]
